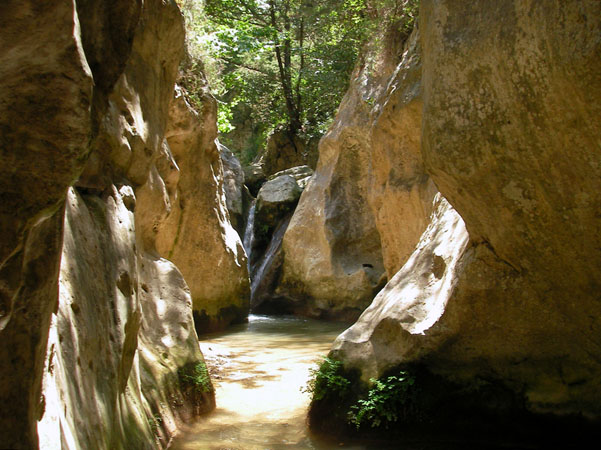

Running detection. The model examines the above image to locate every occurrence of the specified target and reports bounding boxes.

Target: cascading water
[250,216,290,302]
[243,200,256,271]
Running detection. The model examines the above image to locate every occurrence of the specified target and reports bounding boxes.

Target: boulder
[243,163,267,197]
[268,165,314,190]
[253,175,302,254]
[331,194,469,381]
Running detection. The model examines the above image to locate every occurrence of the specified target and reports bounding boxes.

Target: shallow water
[168,315,542,450]
[170,314,360,450]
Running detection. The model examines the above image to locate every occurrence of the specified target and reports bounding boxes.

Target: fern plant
[348,370,416,429]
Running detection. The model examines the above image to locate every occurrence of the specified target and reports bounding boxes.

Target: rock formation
[318,0,601,432]
[249,170,309,312]
[0,0,245,447]
[255,130,318,178]
[220,143,251,236]
[0,1,140,447]
[278,25,434,320]
[155,83,249,334]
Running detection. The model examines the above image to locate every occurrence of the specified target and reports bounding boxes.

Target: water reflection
[170,315,359,450]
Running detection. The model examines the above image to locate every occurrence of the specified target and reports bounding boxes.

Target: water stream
[169,315,358,450]
[242,201,256,269]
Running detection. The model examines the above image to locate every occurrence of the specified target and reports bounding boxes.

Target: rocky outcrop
[278,26,434,320]
[267,165,314,189]
[255,129,318,177]
[38,188,213,450]
[321,0,601,430]
[155,83,249,334]
[249,172,306,312]
[220,143,250,236]
[0,1,139,448]
[331,194,469,379]
[0,0,241,447]
[254,176,302,243]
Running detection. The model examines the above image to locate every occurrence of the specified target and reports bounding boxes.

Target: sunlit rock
[156,83,250,334]
[328,0,601,426]
[331,195,469,381]
[278,27,434,320]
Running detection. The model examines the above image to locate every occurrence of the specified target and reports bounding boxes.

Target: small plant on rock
[304,356,351,401]
[348,370,416,429]
[178,360,213,393]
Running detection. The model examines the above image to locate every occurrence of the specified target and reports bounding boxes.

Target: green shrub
[178,361,213,393]
[304,356,351,401]
[348,370,416,429]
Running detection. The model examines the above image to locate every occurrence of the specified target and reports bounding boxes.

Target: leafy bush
[304,356,351,401]
[178,361,213,393]
[348,370,416,429]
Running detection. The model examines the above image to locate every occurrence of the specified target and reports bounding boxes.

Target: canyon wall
[279,26,435,320]
[0,0,246,447]
[320,0,601,431]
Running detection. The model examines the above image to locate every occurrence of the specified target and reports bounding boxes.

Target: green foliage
[147,413,163,435]
[348,370,416,429]
[176,0,419,161]
[178,361,213,393]
[304,356,351,401]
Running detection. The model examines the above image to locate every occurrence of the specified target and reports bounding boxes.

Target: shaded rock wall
[327,0,601,424]
[0,0,243,447]
[279,26,435,320]
[417,0,601,416]
[220,143,250,237]
[0,1,140,447]
[38,188,213,450]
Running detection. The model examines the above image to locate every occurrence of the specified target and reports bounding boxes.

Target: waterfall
[243,200,256,269]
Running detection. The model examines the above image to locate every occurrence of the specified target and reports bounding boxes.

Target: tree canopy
[177,0,418,163]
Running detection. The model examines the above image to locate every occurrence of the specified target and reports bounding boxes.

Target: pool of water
[169,314,361,450]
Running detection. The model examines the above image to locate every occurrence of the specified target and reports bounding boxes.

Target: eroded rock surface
[279,27,434,319]
[156,84,250,334]
[220,143,250,236]
[0,1,138,447]
[328,0,601,425]
[38,188,213,450]
[1,0,238,447]
[331,195,469,379]
[249,173,306,313]
[255,129,318,177]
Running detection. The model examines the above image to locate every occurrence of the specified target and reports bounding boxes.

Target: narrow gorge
[1,0,600,449]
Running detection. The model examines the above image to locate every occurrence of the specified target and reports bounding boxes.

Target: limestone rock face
[331,0,601,421]
[256,129,318,178]
[156,83,250,334]
[418,0,601,417]
[331,195,469,380]
[0,1,138,448]
[220,143,249,236]
[279,27,434,319]
[38,188,213,450]
[1,0,233,447]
